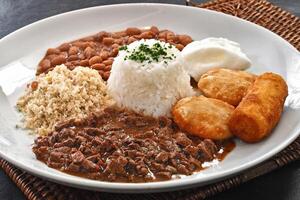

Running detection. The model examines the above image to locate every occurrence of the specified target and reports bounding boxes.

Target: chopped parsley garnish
[123,42,176,64]
[119,45,128,51]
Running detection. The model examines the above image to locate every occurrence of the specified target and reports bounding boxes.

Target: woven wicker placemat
[1,0,300,199]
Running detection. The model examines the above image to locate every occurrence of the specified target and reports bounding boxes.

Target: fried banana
[228,72,288,143]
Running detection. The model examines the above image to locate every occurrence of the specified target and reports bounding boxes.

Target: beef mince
[33,107,235,183]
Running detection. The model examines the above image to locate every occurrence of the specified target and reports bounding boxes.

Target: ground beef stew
[37,26,193,80]
[33,107,235,183]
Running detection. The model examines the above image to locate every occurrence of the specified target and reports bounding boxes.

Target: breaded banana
[172,95,234,140]
[228,72,288,143]
[198,68,257,106]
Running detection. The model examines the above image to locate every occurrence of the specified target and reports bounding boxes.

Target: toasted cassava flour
[17,65,112,135]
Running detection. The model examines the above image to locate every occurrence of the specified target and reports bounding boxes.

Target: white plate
[0,3,300,193]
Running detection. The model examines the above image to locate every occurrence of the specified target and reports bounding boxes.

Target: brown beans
[91,63,105,70]
[175,44,184,51]
[96,31,110,42]
[100,51,109,60]
[46,48,60,55]
[71,60,81,66]
[110,48,119,57]
[84,47,96,59]
[114,39,123,45]
[103,71,110,80]
[128,36,137,44]
[103,59,113,66]
[104,65,112,71]
[111,43,119,49]
[31,81,38,90]
[78,54,85,60]
[60,52,68,58]
[68,46,79,55]
[150,26,159,35]
[38,27,194,81]
[125,27,141,36]
[39,59,51,70]
[80,59,89,66]
[89,56,102,66]
[178,35,193,46]
[98,70,104,77]
[68,55,79,61]
[73,41,89,49]
[103,37,114,46]
[64,62,72,67]
[166,32,176,41]
[58,43,70,51]
[140,31,154,39]
[51,56,66,66]
[158,31,167,39]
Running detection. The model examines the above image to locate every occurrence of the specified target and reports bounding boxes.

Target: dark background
[0,0,299,199]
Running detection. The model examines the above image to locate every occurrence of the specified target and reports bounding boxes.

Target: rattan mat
[1,0,300,199]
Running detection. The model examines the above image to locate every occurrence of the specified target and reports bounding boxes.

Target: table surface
[0,0,299,199]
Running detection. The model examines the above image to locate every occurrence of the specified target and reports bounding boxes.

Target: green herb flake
[119,45,128,51]
[124,42,176,64]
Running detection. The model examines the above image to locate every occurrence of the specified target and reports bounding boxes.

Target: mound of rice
[17,65,112,135]
[107,39,194,117]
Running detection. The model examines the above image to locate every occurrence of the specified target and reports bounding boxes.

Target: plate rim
[0,3,299,193]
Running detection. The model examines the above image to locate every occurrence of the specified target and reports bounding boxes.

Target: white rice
[107,39,194,117]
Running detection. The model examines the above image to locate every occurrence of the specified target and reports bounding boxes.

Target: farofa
[17,65,112,135]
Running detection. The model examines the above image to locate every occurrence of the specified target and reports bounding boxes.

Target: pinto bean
[128,36,137,44]
[150,26,159,35]
[89,56,102,66]
[103,59,113,66]
[125,27,142,36]
[103,71,110,80]
[84,47,96,59]
[31,81,38,91]
[95,31,110,42]
[175,44,184,51]
[68,55,79,61]
[58,43,70,51]
[68,46,79,55]
[111,44,119,49]
[158,31,167,39]
[178,35,193,46]
[98,70,105,78]
[73,41,89,49]
[80,59,89,66]
[39,59,51,70]
[46,48,60,55]
[71,60,81,66]
[114,39,123,45]
[51,56,66,66]
[91,63,106,70]
[60,52,68,58]
[140,31,154,39]
[100,51,109,60]
[110,48,119,57]
[104,65,111,71]
[78,54,85,60]
[166,32,176,41]
[103,37,114,46]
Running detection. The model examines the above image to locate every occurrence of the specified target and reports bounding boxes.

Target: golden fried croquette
[228,72,288,143]
[198,68,257,106]
[172,95,235,140]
